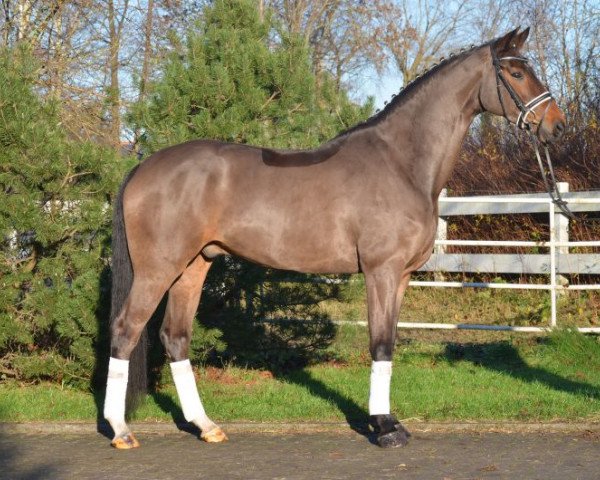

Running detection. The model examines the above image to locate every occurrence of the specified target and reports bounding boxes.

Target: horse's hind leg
[105,273,175,449]
[160,255,228,443]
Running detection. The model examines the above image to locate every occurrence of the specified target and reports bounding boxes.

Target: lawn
[1,327,599,424]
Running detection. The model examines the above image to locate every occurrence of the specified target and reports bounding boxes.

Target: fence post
[555,183,570,292]
[434,189,448,281]
[549,201,558,327]
[435,188,448,255]
[556,182,569,255]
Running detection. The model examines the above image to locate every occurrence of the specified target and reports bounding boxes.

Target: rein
[491,47,576,219]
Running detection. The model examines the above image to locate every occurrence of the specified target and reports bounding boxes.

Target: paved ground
[1,425,599,480]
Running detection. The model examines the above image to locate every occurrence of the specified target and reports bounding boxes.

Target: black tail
[110,165,147,414]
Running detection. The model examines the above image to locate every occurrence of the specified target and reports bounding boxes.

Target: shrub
[0,47,122,386]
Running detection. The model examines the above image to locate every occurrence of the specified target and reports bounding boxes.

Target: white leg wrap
[170,360,208,424]
[104,357,129,435]
[369,361,392,415]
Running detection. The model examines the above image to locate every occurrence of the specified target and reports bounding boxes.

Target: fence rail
[406,184,600,333]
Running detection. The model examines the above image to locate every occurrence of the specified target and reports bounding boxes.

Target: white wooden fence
[401,183,600,333]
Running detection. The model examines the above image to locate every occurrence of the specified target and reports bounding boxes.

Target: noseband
[490,46,575,219]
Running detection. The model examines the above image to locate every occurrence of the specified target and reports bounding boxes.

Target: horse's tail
[110,164,147,414]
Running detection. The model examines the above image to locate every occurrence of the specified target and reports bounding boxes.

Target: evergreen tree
[0,48,124,384]
[129,0,373,154]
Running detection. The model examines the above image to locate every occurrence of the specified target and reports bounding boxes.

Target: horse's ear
[493,28,520,54]
[513,27,530,50]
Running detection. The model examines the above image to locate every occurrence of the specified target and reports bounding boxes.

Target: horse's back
[122,139,363,273]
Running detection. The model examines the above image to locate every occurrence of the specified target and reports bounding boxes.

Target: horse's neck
[373,52,486,199]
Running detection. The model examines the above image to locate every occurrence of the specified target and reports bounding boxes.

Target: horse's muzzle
[552,120,566,139]
[539,117,566,144]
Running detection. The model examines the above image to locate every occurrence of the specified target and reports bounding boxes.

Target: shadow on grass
[284,369,371,438]
[442,341,600,400]
[146,369,370,438]
[150,391,201,436]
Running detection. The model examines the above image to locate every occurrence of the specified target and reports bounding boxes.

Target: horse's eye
[511,71,523,79]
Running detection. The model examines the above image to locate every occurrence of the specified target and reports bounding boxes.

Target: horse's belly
[218,222,359,274]
[250,251,359,274]
[269,243,359,274]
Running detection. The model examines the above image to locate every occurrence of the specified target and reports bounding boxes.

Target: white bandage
[170,359,206,423]
[369,361,392,415]
[104,357,129,422]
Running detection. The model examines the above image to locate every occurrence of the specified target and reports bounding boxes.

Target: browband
[498,56,529,63]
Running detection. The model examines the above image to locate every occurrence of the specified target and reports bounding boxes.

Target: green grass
[2,327,599,423]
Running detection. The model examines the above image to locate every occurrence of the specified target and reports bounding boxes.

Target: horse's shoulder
[261,140,342,167]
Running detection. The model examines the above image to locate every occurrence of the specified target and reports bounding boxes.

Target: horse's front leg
[364,264,412,448]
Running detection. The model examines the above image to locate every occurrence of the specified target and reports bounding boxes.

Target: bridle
[491,51,553,131]
[491,46,575,219]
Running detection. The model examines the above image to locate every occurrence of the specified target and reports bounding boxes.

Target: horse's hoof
[369,414,411,448]
[377,428,410,448]
[201,426,228,443]
[111,433,140,449]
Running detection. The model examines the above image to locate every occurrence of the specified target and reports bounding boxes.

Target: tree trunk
[108,0,121,152]
[134,0,154,156]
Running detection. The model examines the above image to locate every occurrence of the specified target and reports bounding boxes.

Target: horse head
[480,27,566,144]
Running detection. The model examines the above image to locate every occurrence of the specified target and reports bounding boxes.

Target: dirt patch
[201,366,239,385]
[579,429,600,441]
[324,359,349,368]
[199,366,274,387]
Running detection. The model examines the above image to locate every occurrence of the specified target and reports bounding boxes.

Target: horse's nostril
[554,121,565,137]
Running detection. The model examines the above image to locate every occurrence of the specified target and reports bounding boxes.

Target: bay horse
[104,28,565,449]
